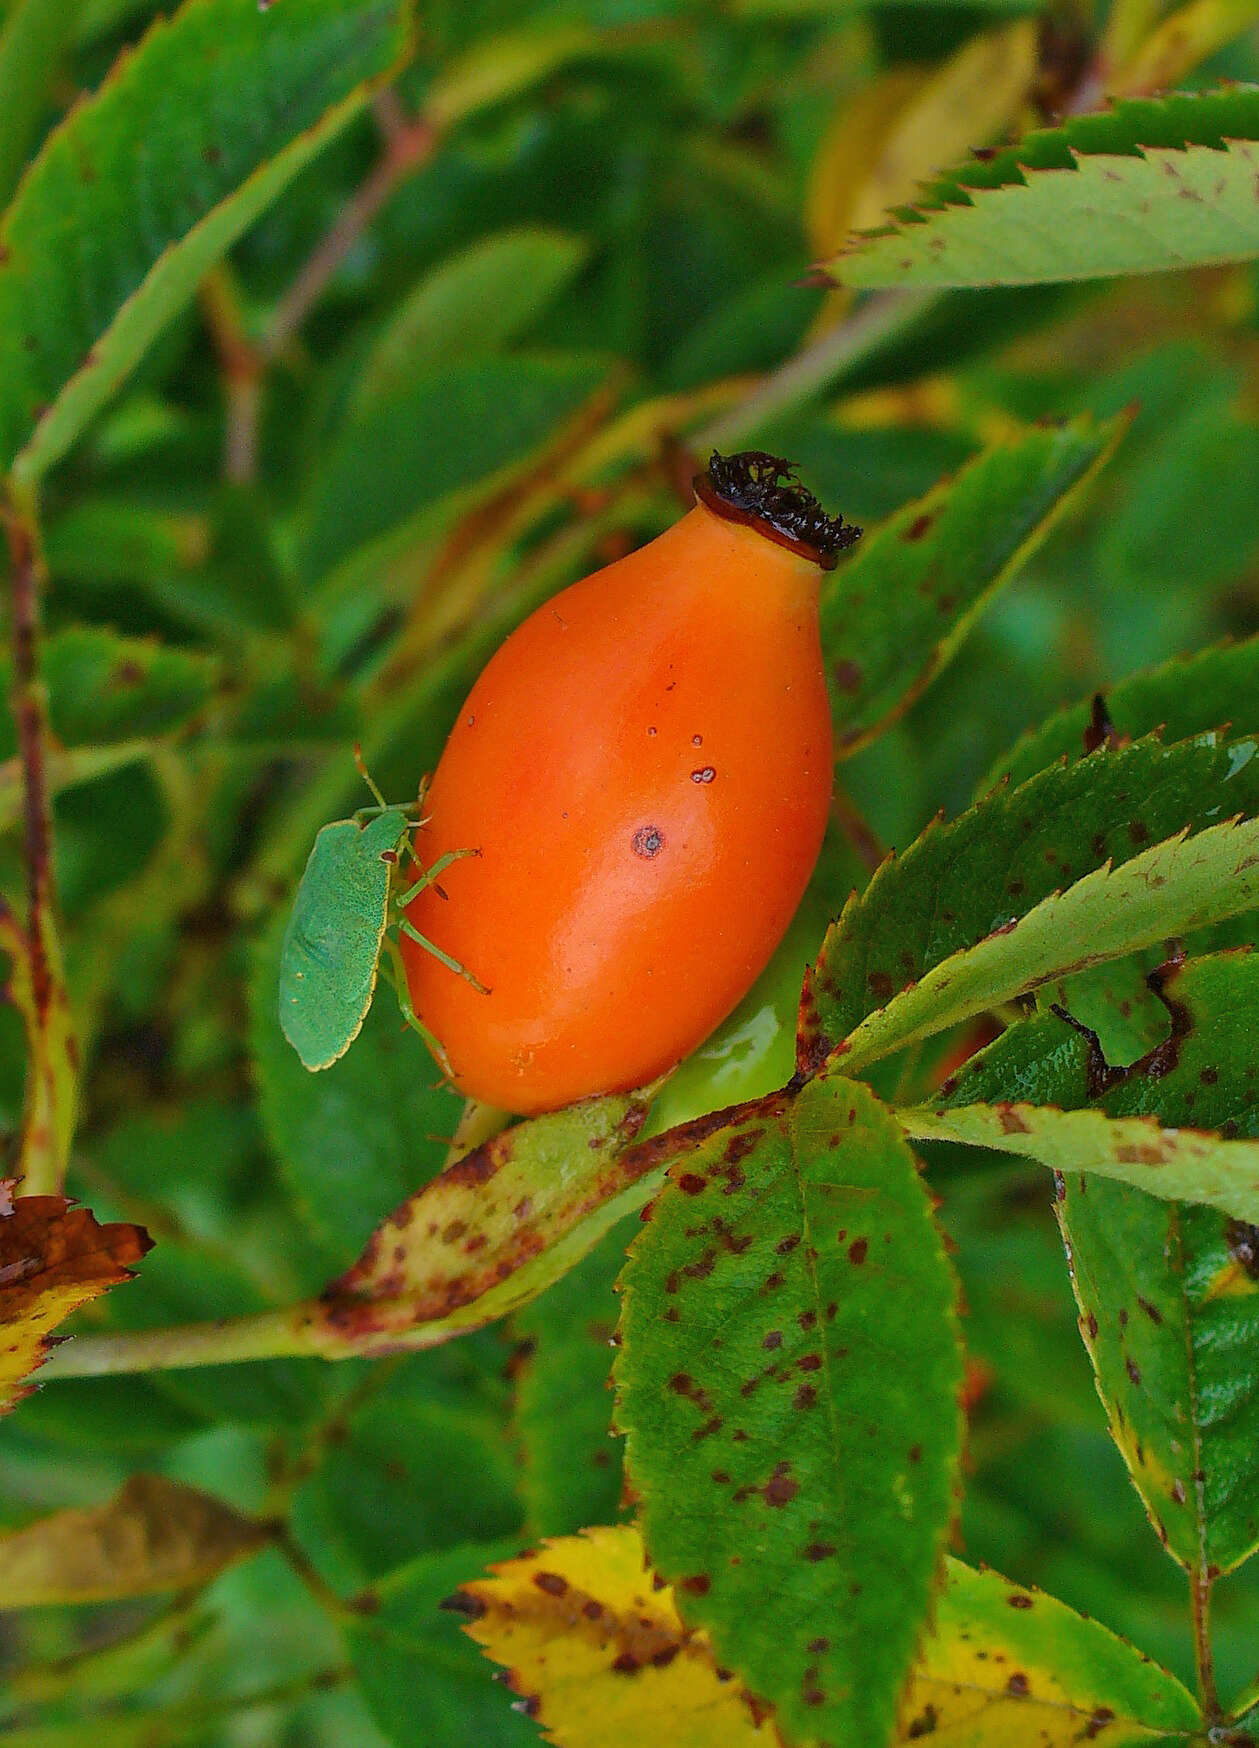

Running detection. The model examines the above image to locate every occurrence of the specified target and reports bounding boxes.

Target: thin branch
[259,91,437,364]
[1191,1566,1221,1725]
[2,482,78,1197]
[200,265,263,484]
[697,289,938,452]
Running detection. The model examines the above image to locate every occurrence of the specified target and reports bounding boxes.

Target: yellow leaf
[458,1533,1200,1748]
[1110,0,1259,97]
[0,1475,271,1608]
[805,64,928,263]
[806,23,1037,267]
[0,1180,151,1415]
[456,1525,772,1747]
[899,1560,1200,1745]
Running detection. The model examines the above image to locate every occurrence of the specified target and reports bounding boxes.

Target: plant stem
[38,1307,334,1378]
[696,289,939,451]
[200,265,263,484]
[2,480,78,1197]
[259,89,436,363]
[1192,1567,1221,1726]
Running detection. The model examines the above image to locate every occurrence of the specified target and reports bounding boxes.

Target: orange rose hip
[401,451,859,1114]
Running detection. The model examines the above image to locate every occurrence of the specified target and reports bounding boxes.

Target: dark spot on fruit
[803,1542,835,1561]
[868,970,895,1000]
[798,1353,821,1372]
[1126,1357,1142,1386]
[677,1173,707,1195]
[905,512,934,541]
[1137,1296,1163,1324]
[763,1330,783,1350]
[906,1704,939,1737]
[1084,1707,1116,1739]
[439,1591,486,1619]
[848,1238,868,1265]
[776,1233,801,1255]
[1007,1673,1030,1697]
[1007,1593,1032,1609]
[611,1652,640,1675]
[793,1383,818,1410]
[633,826,664,858]
[1085,1313,1099,1339]
[833,659,862,692]
[533,1572,568,1597]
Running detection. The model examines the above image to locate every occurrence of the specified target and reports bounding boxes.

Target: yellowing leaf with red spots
[0,1181,151,1415]
[455,1525,772,1747]
[900,1558,1200,1745]
[456,1532,1200,1748]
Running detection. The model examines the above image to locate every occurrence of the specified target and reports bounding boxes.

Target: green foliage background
[5,0,1259,1744]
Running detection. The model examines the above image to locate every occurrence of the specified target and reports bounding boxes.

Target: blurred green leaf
[346,1540,539,1748]
[0,627,217,758]
[299,351,612,588]
[508,1219,628,1537]
[0,0,411,483]
[0,0,82,211]
[352,227,589,414]
[251,906,463,1274]
[291,1353,521,1593]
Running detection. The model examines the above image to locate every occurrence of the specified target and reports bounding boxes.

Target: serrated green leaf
[831,85,1259,288]
[901,1556,1200,1743]
[300,351,612,589]
[614,1072,963,1748]
[927,953,1259,1576]
[352,227,590,416]
[0,627,217,759]
[800,733,1259,1077]
[822,416,1122,753]
[900,1095,1259,1220]
[252,904,463,1274]
[983,633,1259,793]
[279,810,409,1073]
[0,0,410,484]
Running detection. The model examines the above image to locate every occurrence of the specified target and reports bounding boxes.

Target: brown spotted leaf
[0,1181,151,1415]
[456,1525,773,1747]
[922,953,1259,1577]
[614,1072,963,1748]
[800,732,1259,1078]
[821,416,1122,755]
[317,1091,656,1353]
[899,1557,1200,1744]
[456,1531,1200,1748]
[0,1474,269,1607]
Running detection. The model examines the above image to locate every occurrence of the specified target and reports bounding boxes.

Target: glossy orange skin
[401,502,833,1114]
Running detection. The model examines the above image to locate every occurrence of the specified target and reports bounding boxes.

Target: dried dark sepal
[694,450,861,571]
